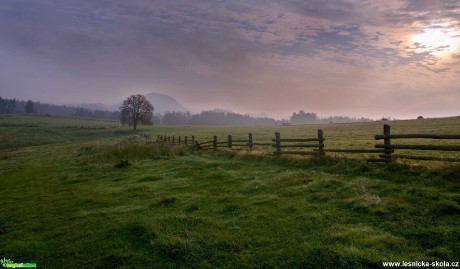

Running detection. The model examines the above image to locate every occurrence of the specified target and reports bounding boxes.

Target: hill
[144,92,188,114]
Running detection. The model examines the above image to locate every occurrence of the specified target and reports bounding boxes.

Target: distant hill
[144,92,188,114]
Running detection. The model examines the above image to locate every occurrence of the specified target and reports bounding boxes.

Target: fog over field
[1,0,459,119]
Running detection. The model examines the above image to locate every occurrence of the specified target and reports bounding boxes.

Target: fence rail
[375,144,460,151]
[271,130,325,157]
[375,134,460,140]
[372,124,460,162]
[155,124,460,163]
[319,149,389,154]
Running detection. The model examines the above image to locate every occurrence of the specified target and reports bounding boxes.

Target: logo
[1,258,36,268]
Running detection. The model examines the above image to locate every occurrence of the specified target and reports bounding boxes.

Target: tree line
[159,110,371,125]
[290,110,372,124]
[0,96,119,120]
[0,97,21,114]
[161,111,277,126]
[1,96,372,126]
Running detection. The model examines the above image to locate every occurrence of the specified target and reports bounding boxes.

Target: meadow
[0,114,459,268]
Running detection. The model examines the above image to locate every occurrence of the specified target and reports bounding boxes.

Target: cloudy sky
[0,0,459,119]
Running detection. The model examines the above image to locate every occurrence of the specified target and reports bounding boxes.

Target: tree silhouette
[119,94,154,131]
[25,100,35,113]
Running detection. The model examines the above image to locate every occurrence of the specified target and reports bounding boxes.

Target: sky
[0,0,459,120]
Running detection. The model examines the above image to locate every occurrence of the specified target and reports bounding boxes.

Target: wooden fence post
[275,132,281,155]
[383,124,392,162]
[168,136,171,143]
[248,133,253,151]
[228,135,232,149]
[317,129,325,157]
[192,136,195,144]
[172,136,175,145]
[213,136,217,150]
[185,136,188,145]
[178,136,181,144]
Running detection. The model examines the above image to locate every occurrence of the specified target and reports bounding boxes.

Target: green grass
[0,115,459,268]
[0,114,122,150]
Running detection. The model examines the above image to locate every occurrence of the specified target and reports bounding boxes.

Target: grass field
[0,114,459,268]
[149,116,460,161]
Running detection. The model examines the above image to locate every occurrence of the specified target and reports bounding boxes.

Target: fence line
[374,124,460,162]
[155,124,460,163]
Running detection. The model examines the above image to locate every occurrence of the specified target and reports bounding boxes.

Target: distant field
[2,114,459,152]
[144,116,460,162]
[0,114,459,268]
[0,114,122,150]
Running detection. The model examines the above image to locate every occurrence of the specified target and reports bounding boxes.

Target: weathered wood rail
[157,135,195,145]
[374,124,460,162]
[272,130,324,156]
[155,124,460,163]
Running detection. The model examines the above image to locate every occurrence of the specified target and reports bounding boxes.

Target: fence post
[185,136,188,145]
[248,133,253,151]
[192,136,195,144]
[172,136,175,145]
[178,136,181,144]
[317,129,325,157]
[168,136,171,143]
[383,124,392,162]
[213,136,217,150]
[275,132,281,155]
[228,135,232,149]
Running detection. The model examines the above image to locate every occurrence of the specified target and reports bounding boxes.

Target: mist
[1,0,459,120]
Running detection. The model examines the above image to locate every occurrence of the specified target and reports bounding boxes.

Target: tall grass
[78,136,190,162]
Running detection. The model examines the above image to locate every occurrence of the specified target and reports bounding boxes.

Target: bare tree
[119,94,154,131]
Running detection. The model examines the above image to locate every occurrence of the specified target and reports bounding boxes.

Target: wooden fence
[374,124,460,162]
[272,130,324,157]
[155,124,460,163]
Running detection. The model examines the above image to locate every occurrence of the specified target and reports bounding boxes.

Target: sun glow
[411,25,460,57]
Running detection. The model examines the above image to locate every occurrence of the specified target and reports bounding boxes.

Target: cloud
[0,0,459,118]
